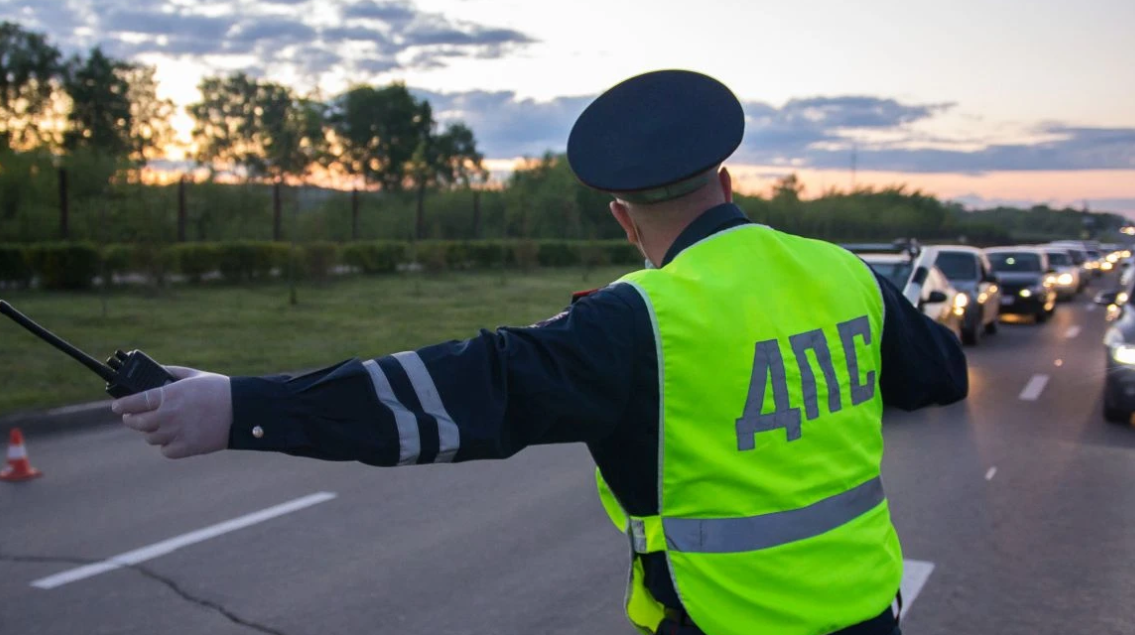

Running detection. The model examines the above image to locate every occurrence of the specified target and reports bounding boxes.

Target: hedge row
[0,240,642,290]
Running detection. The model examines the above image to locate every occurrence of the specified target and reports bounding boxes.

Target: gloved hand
[111,366,233,459]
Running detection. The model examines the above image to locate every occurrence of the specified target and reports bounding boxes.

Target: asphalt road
[3,285,1135,635]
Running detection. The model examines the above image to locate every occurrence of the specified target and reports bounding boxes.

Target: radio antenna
[0,300,117,383]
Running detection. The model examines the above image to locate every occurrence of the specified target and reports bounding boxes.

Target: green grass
[0,266,634,415]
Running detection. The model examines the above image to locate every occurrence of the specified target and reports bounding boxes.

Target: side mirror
[926,290,948,304]
[984,273,999,284]
[1046,268,1058,274]
[1096,290,1120,305]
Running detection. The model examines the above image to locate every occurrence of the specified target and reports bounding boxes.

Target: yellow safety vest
[597,224,903,635]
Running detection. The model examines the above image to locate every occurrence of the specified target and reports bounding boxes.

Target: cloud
[105,9,235,39]
[414,89,593,159]
[402,22,535,48]
[343,0,416,24]
[409,90,1135,177]
[4,0,535,79]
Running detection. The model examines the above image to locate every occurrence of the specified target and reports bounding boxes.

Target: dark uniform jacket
[229,203,969,608]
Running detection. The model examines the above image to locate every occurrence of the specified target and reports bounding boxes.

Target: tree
[123,65,175,165]
[189,73,328,238]
[408,121,488,239]
[327,83,431,191]
[62,48,133,158]
[61,48,171,166]
[189,74,327,181]
[0,21,63,150]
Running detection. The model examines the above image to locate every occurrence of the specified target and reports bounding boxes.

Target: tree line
[0,20,1127,249]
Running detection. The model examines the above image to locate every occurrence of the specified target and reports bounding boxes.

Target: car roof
[930,245,983,254]
[985,246,1046,254]
[859,254,910,263]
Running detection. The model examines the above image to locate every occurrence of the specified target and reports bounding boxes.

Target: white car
[852,245,965,341]
[1039,247,1083,299]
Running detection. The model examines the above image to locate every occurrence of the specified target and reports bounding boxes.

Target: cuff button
[252,426,265,439]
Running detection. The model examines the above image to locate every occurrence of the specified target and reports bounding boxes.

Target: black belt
[661,601,899,635]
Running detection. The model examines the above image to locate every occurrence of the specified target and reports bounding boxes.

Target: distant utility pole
[850,143,858,191]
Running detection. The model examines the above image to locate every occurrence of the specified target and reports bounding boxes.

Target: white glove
[111,366,233,459]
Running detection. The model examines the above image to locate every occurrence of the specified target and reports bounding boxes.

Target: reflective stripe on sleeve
[393,351,461,463]
[363,359,420,466]
[660,476,886,554]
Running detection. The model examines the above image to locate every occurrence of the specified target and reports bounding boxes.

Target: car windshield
[1087,250,1102,259]
[1066,250,1086,264]
[936,252,978,281]
[988,252,1042,272]
[1046,252,1072,266]
[866,262,912,289]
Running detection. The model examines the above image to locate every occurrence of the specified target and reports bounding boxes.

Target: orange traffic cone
[1,428,42,482]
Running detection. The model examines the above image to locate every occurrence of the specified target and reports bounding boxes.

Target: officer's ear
[609,199,637,243]
[719,167,733,203]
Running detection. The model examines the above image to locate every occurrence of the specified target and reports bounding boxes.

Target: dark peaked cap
[567,70,745,204]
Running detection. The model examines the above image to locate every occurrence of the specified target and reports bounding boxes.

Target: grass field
[0,266,635,415]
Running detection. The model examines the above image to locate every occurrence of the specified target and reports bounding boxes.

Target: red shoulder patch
[571,288,601,304]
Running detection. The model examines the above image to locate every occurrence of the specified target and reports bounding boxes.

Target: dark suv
[985,247,1057,323]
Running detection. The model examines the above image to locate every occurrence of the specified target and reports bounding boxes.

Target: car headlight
[1108,254,1119,263]
[1103,261,1114,271]
[1057,273,1074,286]
[1113,344,1135,365]
[952,293,968,316]
[1019,288,1032,298]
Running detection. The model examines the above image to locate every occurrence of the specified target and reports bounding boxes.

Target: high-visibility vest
[596,224,903,635]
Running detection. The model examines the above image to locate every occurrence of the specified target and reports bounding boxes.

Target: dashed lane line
[1065,326,1082,339]
[30,492,337,590]
[985,467,997,481]
[1019,374,1050,401]
[901,560,936,615]
[1086,304,1097,313]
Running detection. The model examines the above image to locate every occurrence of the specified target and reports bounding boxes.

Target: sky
[2,0,1134,211]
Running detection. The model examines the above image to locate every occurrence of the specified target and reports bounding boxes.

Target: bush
[537,241,581,267]
[215,241,288,282]
[101,244,136,280]
[342,241,406,274]
[465,241,511,268]
[581,241,612,268]
[0,244,32,287]
[132,242,176,286]
[26,242,101,290]
[602,240,642,265]
[171,243,221,282]
[303,242,339,280]
[412,242,449,274]
[513,239,539,271]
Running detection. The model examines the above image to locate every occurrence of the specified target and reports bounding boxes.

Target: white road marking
[1086,304,1097,313]
[1019,374,1050,401]
[901,559,936,614]
[1065,326,1082,339]
[986,467,998,481]
[30,492,337,590]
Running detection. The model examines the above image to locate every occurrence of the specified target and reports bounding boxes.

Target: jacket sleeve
[226,287,642,466]
[875,271,969,410]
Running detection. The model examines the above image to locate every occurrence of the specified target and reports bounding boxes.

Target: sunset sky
[2,0,1133,212]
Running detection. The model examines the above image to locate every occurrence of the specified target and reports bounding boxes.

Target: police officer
[112,70,967,635]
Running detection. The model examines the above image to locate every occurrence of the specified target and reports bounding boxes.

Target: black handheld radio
[0,300,177,398]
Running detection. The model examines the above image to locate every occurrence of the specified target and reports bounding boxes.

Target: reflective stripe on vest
[628,476,884,554]
[597,224,904,635]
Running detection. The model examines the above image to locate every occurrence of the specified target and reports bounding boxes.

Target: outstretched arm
[113,287,643,462]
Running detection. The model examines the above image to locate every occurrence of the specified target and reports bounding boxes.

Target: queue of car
[843,239,1124,349]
